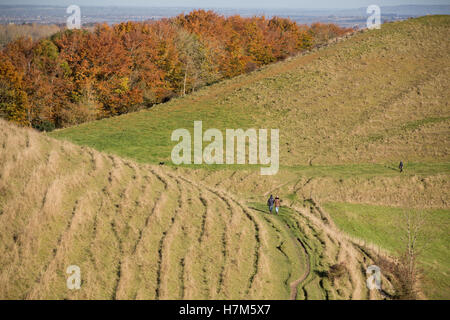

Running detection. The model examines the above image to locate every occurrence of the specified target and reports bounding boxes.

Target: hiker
[267,195,274,214]
[274,196,281,214]
[399,161,404,173]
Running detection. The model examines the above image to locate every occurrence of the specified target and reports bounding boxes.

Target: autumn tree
[115,22,166,107]
[174,28,217,95]
[0,53,29,126]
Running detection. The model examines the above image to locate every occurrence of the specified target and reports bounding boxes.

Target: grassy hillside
[2,16,449,299]
[50,15,449,167]
[0,119,396,299]
[47,16,450,299]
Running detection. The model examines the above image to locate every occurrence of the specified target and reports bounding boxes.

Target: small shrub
[59,102,99,127]
[32,119,55,132]
[375,255,421,300]
[327,263,347,282]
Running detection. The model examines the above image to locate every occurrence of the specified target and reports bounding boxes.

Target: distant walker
[274,196,281,214]
[267,195,274,214]
[399,161,404,173]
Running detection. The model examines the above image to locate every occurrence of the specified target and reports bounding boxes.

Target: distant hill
[309,5,450,16]
[1,4,449,26]
[0,23,61,48]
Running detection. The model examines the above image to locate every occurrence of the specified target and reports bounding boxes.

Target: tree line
[0,10,353,130]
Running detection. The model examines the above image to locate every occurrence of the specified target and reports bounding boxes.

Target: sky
[0,0,449,9]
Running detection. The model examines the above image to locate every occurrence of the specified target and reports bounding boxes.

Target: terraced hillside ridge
[49,16,450,298]
[0,120,400,299]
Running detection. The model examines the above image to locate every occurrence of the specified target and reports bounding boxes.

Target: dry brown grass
[181,167,449,210]
[0,120,401,299]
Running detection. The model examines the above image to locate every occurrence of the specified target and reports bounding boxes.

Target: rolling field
[1,16,449,299]
[50,16,450,166]
[0,120,393,299]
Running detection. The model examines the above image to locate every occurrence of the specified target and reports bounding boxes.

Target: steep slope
[0,120,397,299]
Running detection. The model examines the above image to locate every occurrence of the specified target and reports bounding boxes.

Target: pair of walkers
[267,195,281,214]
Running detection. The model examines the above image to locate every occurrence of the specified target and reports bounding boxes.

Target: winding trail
[289,236,311,300]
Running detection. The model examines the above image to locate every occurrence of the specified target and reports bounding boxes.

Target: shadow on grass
[249,206,271,215]
[384,164,401,173]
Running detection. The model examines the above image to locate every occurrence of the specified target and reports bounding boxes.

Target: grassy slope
[50,16,450,167]
[44,16,450,299]
[1,120,392,300]
[0,120,298,299]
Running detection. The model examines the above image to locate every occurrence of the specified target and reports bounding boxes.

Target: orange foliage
[1,10,353,129]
